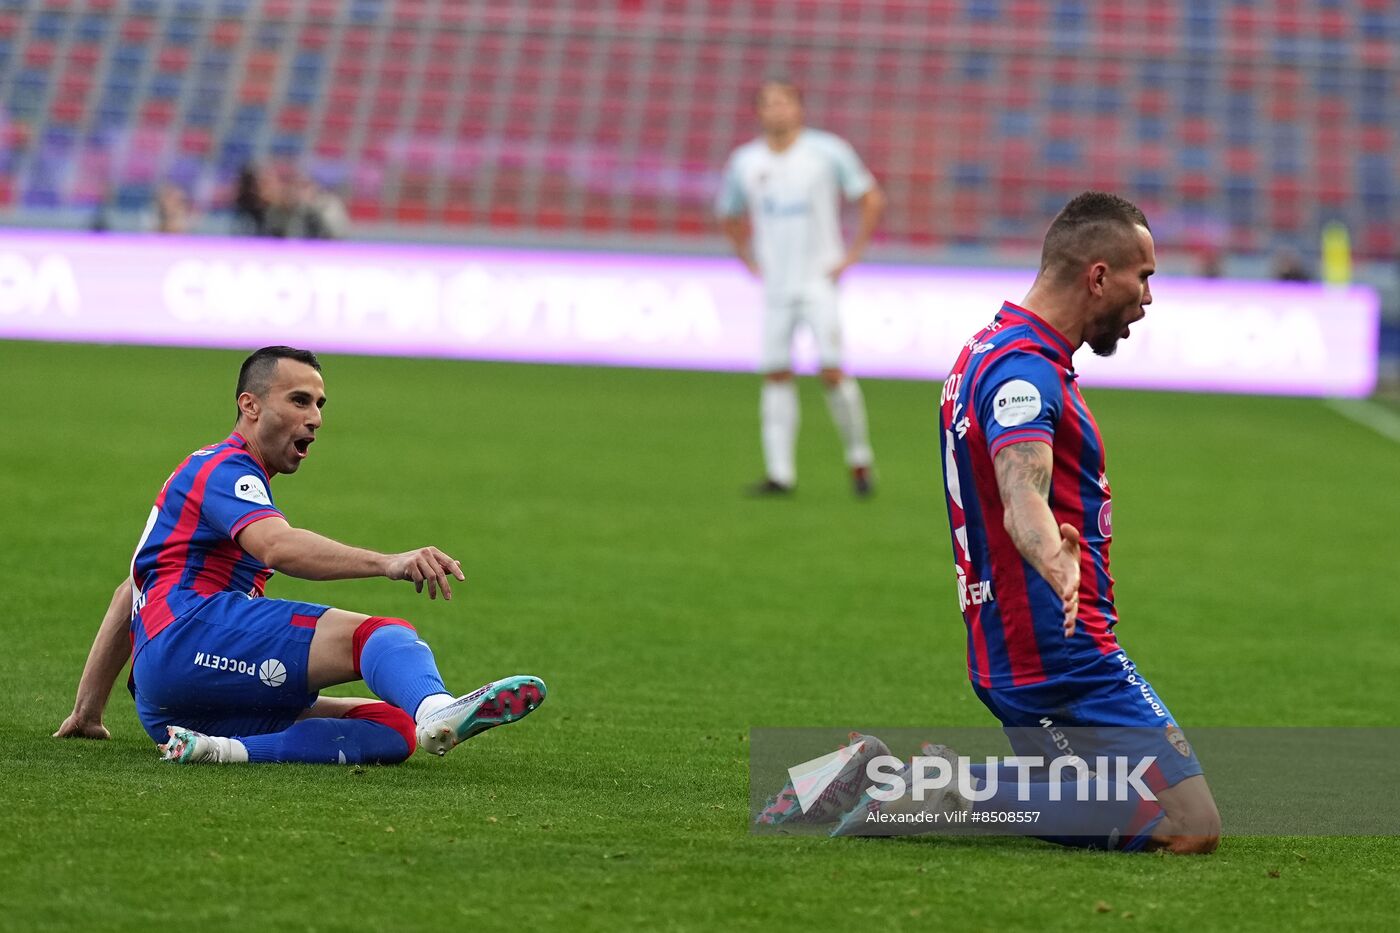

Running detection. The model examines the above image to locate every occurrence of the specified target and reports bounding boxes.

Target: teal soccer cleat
[416,675,548,757]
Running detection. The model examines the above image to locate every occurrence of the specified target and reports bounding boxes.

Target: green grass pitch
[3,340,1398,931]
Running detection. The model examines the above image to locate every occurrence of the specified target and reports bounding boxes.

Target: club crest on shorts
[1165,722,1191,757]
[258,658,287,688]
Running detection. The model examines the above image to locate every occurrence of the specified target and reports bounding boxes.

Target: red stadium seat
[24,41,56,68]
[209,20,241,46]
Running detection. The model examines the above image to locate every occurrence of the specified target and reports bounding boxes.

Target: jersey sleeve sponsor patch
[234,474,271,506]
[974,350,1065,457]
[201,457,283,540]
[992,379,1042,427]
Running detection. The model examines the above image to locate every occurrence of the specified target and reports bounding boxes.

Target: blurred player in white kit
[717,79,886,497]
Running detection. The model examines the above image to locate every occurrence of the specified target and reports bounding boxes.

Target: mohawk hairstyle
[1039,191,1151,283]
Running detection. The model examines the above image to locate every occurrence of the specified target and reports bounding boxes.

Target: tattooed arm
[993,441,1081,636]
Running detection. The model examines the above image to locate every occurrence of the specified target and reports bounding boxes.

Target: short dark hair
[1039,191,1151,283]
[756,78,802,104]
[235,346,320,420]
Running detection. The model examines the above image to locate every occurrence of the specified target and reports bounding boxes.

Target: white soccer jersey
[716,129,875,297]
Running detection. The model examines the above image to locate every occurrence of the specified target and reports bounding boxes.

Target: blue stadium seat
[43,125,75,149]
[1136,114,1166,142]
[1131,169,1166,201]
[7,68,49,118]
[97,103,132,130]
[953,162,987,188]
[270,133,305,158]
[115,181,155,211]
[256,19,287,49]
[231,103,266,136]
[998,111,1033,137]
[1224,176,1256,223]
[1043,138,1078,166]
[23,182,62,209]
[152,72,181,100]
[219,139,254,171]
[31,10,68,41]
[75,13,108,42]
[350,0,386,24]
[110,43,147,75]
[200,48,233,76]
[165,15,201,46]
[1359,10,1397,39]
[292,49,322,80]
[961,51,994,80]
[1184,0,1215,40]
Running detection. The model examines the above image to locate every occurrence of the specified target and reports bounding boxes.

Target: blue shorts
[972,649,1204,791]
[131,591,330,742]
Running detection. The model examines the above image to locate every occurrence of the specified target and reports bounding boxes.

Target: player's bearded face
[1088,228,1155,358]
[1087,300,1136,357]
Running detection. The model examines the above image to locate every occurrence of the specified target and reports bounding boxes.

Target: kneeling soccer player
[54,346,546,765]
[761,194,1219,853]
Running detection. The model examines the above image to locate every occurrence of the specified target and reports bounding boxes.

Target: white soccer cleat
[415,675,547,757]
[756,732,893,826]
[159,725,237,764]
[830,741,970,836]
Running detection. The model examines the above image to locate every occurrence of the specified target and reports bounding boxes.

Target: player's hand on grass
[387,547,465,600]
[53,713,109,740]
[1050,523,1081,637]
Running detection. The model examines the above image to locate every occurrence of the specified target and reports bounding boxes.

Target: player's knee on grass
[1152,775,1222,854]
[819,367,844,388]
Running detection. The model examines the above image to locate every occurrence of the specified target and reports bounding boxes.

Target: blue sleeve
[828,135,875,201]
[202,456,284,541]
[715,152,747,218]
[973,351,1065,458]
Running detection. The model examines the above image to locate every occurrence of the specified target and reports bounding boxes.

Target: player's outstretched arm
[237,516,465,600]
[993,441,1081,636]
[54,577,134,740]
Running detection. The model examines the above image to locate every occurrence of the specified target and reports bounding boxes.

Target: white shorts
[760,279,843,374]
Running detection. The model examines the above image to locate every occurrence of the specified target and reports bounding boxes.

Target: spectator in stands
[288,174,350,240]
[233,163,268,235]
[152,183,192,234]
[1196,249,1224,279]
[1272,248,1311,282]
[233,162,294,237]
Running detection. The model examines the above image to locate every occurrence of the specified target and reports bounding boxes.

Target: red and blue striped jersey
[938,301,1121,689]
[128,433,284,655]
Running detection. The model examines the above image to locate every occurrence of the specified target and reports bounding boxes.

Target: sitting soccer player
[54,346,546,765]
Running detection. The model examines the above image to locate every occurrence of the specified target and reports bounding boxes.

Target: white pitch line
[1325,398,1400,445]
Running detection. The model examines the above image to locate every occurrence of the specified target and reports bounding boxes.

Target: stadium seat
[0,1,1390,257]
